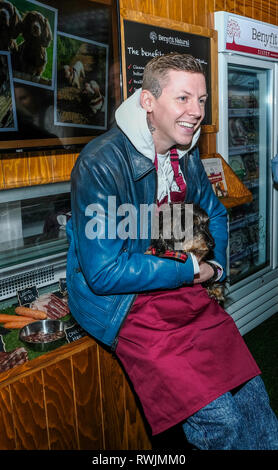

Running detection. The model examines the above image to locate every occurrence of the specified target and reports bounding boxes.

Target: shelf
[230,243,259,263]
[229,108,259,118]
[229,145,258,155]
[229,212,259,231]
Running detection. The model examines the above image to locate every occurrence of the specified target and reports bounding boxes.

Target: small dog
[15,10,52,79]
[84,80,104,114]
[64,61,85,89]
[0,0,22,51]
[148,202,225,303]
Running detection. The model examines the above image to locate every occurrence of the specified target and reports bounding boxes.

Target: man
[66,53,278,449]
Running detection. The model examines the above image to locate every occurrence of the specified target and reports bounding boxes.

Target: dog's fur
[64,61,85,89]
[0,0,22,51]
[15,10,52,79]
[84,80,104,114]
[149,203,225,303]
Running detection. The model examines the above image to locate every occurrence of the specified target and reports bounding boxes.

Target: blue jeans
[182,376,278,450]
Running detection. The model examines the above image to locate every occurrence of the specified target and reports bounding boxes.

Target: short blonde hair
[142,53,205,98]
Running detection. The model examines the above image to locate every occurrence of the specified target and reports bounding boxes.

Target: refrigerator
[214,11,278,335]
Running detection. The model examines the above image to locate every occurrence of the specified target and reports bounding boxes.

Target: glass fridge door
[227,63,272,285]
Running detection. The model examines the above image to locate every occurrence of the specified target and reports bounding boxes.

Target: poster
[0,0,116,151]
[122,20,212,125]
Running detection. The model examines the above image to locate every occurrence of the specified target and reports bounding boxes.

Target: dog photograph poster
[0,51,18,131]
[8,0,57,90]
[55,32,108,130]
[0,0,112,147]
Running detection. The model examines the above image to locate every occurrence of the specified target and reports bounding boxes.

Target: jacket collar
[123,133,155,181]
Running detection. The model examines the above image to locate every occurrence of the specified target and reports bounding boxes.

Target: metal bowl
[19,320,67,352]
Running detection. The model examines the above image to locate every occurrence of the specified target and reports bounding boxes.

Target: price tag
[59,278,67,296]
[17,286,39,306]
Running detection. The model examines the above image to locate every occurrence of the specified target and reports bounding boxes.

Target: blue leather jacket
[66,127,228,349]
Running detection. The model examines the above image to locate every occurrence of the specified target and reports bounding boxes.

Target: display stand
[201,153,253,208]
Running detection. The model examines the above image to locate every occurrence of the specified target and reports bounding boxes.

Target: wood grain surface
[71,343,103,449]
[43,358,78,450]
[98,345,127,449]
[0,386,16,449]
[10,371,48,450]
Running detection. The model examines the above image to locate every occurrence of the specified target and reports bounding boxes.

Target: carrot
[3,319,36,329]
[0,314,35,323]
[15,306,47,320]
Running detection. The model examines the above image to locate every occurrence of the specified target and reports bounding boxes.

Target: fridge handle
[272,154,278,186]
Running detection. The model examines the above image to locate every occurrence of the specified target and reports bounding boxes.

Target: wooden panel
[72,343,103,450]
[28,152,53,186]
[214,0,226,12]
[244,0,253,18]
[234,0,245,16]
[168,0,182,21]
[51,153,74,183]
[135,0,154,15]
[0,386,16,449]
[269,0,278,24]
[99,346,127,449]
[0,159,4,189]
[125,379,152,450]
[253,0,262,20]
[1,153,30,188]
[152,0,169,18]
[261,0,270,24]
[43,358,78,450]
[181,0,194,24]
[10,371,48,449]
[194,0,208,27]
[225,0,236,13]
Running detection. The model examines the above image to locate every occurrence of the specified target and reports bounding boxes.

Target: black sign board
[122,20,212,125]
[59,278,67,296]
[17,285,39,306]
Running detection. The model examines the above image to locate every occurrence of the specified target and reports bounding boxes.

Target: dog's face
[64,65,73,83]
[21,10,52,47]
[152,203,215,261]
[182,206,215,261]
[0,0,21,37]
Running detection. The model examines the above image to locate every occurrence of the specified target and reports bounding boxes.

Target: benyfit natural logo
[227,18,241,44]
[149,31,158,43]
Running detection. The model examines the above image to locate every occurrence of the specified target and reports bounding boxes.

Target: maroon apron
[115,150,260,435]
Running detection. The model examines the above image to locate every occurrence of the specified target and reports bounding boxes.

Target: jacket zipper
[111,168,158,353]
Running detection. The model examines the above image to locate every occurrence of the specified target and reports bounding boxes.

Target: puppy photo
[15,10,52,81]
[148,202,225,304]
[56,31,108,130]
[0,0,22,51]
[64,61,85,89]
[84,80,104,114]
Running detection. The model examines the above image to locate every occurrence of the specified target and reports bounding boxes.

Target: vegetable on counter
[15,306,47,320]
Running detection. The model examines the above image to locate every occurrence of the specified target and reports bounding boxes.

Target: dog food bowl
[19,320,67,352]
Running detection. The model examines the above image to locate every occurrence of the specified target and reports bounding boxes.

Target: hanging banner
[225,15,278,59]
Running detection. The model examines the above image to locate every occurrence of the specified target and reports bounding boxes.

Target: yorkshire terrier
[147,202,225,304]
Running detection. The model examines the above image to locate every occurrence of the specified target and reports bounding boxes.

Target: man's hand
[193,262,214,284]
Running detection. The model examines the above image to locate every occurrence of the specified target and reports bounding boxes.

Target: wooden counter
[0,335,152,450]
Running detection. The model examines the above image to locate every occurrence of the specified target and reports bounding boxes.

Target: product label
[225,15,278,59]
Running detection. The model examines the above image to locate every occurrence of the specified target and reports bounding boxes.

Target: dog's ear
[10,3,22,37]
[42,16,52,47]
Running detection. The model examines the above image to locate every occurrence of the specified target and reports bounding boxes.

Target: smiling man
[67,53,278,450]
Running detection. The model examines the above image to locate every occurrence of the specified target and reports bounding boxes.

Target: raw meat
[30,293,70,319]
[0,347,28,372]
